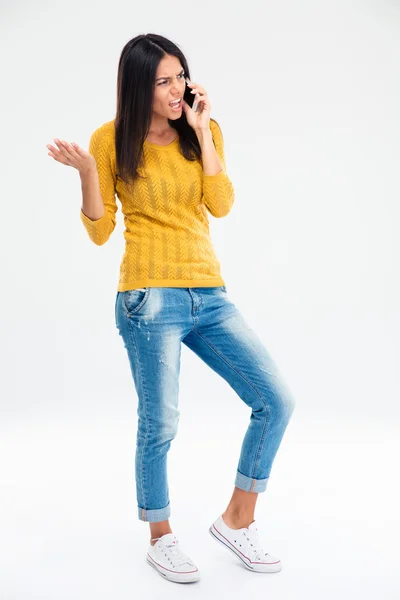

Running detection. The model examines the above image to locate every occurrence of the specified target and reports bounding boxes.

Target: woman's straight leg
[115,287,191,523]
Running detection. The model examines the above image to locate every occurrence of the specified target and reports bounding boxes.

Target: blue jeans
[115,286,296,523]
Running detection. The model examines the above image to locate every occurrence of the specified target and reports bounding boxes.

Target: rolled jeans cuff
[138,502,171,522]
[235,470,269,493]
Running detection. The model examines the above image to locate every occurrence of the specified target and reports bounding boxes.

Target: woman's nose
[170,79,182,93]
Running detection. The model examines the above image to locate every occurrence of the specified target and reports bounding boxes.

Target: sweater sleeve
[201,118,235,218]
[80,126,118,245]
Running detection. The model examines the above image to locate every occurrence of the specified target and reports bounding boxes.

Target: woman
[46,33,296,584]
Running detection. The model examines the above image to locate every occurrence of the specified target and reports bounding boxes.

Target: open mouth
[169,98,182,110]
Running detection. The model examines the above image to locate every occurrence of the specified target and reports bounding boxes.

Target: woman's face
[153,54,186,120]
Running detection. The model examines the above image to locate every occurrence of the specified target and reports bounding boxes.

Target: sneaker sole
[146,555,201,583]
[209,524,282,573]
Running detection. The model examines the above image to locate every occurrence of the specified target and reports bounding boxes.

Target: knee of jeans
[155,421,179,444]
[284,392,296,418]
[272,391,296,423]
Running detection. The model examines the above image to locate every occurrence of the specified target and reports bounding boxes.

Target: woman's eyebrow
[155,69,185,81]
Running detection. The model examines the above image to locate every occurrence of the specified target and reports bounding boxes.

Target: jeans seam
[191,329,271,480]
[127,318,149,513]
[114,292,119,328]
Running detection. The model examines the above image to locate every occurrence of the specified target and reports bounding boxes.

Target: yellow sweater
[80,118,235,291]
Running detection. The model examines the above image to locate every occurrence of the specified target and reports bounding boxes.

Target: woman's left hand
[182,81,211,132]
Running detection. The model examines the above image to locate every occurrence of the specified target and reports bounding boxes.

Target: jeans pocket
[123,287,150,315]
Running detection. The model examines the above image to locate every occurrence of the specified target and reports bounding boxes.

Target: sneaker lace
[157,537,194,568]
[242,529,268,562]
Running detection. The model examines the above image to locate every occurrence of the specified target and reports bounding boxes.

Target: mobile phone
[185,77,200,112]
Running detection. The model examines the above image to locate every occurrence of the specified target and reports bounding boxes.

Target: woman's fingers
[188,81,205,91]
[56,139,76,162]
[189,84,206,94]
[49,139,69,158]
[47,139,77,165]
[46,142,65,158]
[47,141,72,165]
[70,142,84,155]
[48,150,71,166]
[47,138,95,173]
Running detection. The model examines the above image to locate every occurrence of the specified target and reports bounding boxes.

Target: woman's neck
[148,114,174,137]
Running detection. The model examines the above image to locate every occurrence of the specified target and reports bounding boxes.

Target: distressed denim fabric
[115,286,296,523]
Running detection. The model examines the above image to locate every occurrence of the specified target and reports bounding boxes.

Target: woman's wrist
[194,127,212,143]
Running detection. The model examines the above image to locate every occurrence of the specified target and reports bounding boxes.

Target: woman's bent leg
[182,287,296,493]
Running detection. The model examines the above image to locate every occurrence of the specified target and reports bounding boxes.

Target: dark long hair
[115,33,201,188]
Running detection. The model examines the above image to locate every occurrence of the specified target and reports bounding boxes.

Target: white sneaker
[146,532,201,583]
[209,514,282,573]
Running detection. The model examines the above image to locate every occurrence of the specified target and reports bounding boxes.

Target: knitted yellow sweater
[80,118,235,291]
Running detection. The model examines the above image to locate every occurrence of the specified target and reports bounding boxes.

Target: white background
[1,0,399,598]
